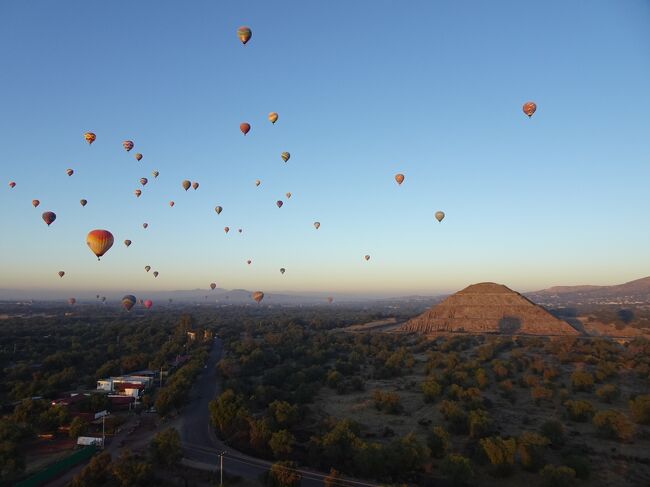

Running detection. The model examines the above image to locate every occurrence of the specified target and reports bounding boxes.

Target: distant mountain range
[527,276,650,305]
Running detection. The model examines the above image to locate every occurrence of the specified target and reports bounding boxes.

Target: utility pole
[160,366,163,388]
[102,414,106,449]
[218,451,226,486]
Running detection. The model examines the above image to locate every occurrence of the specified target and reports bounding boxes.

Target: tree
[384,433,429,478]
[531,386,554,405]
[439,454,474,486]
[269,400,299,429]
[111,451,153,487]
[427,425,449,458]
[439,400,468,434]
[540,465,577,487]
[468,409,492,439]
[269,430,295,459]
[249,417,272,451]
[70,451,113,487]
[0,440,25,481]
[592,410,634,442]
[480,436,516,477]
[209,389,244,435]
[268,461,301,487]
[69,416,88,439]
[629,394,650,425]
[150,428,182,468]
[517,432,549,471]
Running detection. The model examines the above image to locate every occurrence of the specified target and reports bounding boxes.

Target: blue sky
[1,0,649,298]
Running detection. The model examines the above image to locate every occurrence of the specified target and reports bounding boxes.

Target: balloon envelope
[169,201,175,207]
[280,268,286,274]
[364,255,370,261]
[42,211,56,226]
[240,122,251,135]
[123,140,134,151]
[268,112,278,124]
[122,295,136,311]
[9,181,16,188]
[140,178,148,186]
[255,179,261,187]
[84,132,96,144]
[145,266,151,272]
[153,271,159,278]
[152,170,159,178]
[224,227,230,233]
[395,173,405,185]
[251,291,264,303]
[134,189,142,197]
[435,211,445,222]
[182,180,191,191]
[143,223,148,229]
[286,192,292,199]
[523,101,537,118]
[66,169,74,176]
[192,182,199,190]
[80,199,87,207]
[281,152,290,162]
[276,200,283,208]
[210,283,216,290]
[215,206,223,214]
[124,239,131,247]
[314,222,320,229]
[237,26,252,44]
[135,153,143,161]
[58,271,65,278]
[32,199,40,208]
[86,229,114,260]
[144,299,153,309]
[68,298,76,305]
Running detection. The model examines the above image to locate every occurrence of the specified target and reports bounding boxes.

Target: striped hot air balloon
[123,140,134,151]
[84,132,96,144]
[86,229,114,260]
[237,26,252,44]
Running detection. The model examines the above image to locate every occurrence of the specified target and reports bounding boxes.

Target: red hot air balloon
[395,173,405,185]
[144,299,153,309]
[237,26,252,45]
[240,123,251,135]
[32,199,40,208]
[134,189,142,198]
[523,101,537,118]
[42,211,56,226]
[123,140,134,151]
[224,227,230,234]
[9,181,16,188]
[86,229,114,260]
[251,291,264,303]
[192,182,199,190]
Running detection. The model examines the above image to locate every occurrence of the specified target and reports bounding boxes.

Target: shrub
[563,454,590,480]
[592,410,634,442]
[427,425,449,458]
[480,436,516,477]
[570,371,594,392]
[595,384,620,403]
[421,378,442,402]
[439,400,468,434]
[439,454,474,486]
[531,386,554,405]
[371,390,403,414]
[540,465,577,487]
[517,432,549,471]
[475,369,489,389]
[468,410,492,439]
[629,394,650,425]
[540,419,565,447]
[564,400,594,422]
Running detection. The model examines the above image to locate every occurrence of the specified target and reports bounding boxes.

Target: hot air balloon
[268,112,278,124]
[210,283,216,290]
[140,178,148,186]
[152,170,159,178]
[286,192,292,199]
[251,291,264,303]
[86,229,114,260]
[281,152,290,162]
[240,122,251,135]
[135,153,143,161]
[32,200,40,208]
[68,298,76,305]
[138,298,144,305]
[182,180,191,191]
[96,294,100,299]
[246,260,252,265]
[215,206,223,214]
[237,26,252,45]
[122,295,136,311]
[238,228,243,233]
[58,271,65,278]
[523,101,537,118]
[84,132,96,145]
[224,227,230,234]
[169,201,175,207]
[134,189,142,198]
[255,179,261,187]
[102,296,107,302]
[314,222,320,229]
[435,211,445,222]
[168,298,173,303]
[66,168,74,176]
[276,200,283,208]
[280,268,286,274]
[364,255,370,261]
[144,299,153,309]
[124,239,131,247]
[9,181,16,188]
[145,266,151,272]
[192,182,199,190]
[42,211,56,226]
[153,271,159,278]
[327,297,334,304]
[395,173,405,185]
[143,223,148,229]
[123,140,134,151]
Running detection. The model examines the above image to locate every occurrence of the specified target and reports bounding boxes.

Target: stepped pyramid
[401,282,579,336]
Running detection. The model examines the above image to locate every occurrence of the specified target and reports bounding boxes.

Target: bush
[564,400,594,422]
[540,465,577,487]
[439,454,474,486]
[592,410,634,442]
[570,371,594,392]
[517,432,549,471]
[531,386,554,405]
[595,384,620,403]
[427,425,449,458]
[480,436,516,477]
[563,454,590,480]
[540,419,565,447]
[439,400,468,434]
[421,378,442,402]
[629,394,650,425]
[468,410,492,439]
[371,390,403,414]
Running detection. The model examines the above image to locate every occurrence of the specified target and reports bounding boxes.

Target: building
[96,374,154,397]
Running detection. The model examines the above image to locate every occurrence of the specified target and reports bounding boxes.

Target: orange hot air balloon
[281,152,290,162]
[237,26,252,44]
[276,200,283,208]
[66,168,74,176]
[314,221,320,229]
[153,271,159,278]
[145,266,151,272]
[364,255,370,261]
[84,132,96,144]
[134,189,142,198]
[86,229,114,260]
[123,140,134,151]
[268,112,278,124]
[523,101,537,118]
[140,178,148,186]
[169,201,175,207]
[58,271,65,278]
[68,297,76,305]
[247,260,252,265]
[144,299,153,309]
[224,227,230,234]
[42,211,56,226]
[182,180,191,191]
[143,223,148,229]
[395,173,405,185]
[32,199,40,208]
[215,206,223,214]
[251,291,264,303]
[135,153,143,161]
[192,181,199,190]
[9,181,16,188]
[124,239,132,247]
[210,283,216,290]
[240,122,251,135]
[80,199,87,207]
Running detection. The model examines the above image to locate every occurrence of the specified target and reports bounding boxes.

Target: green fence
[16,446,97,487]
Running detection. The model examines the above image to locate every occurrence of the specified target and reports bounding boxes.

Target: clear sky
[1,0,649,298]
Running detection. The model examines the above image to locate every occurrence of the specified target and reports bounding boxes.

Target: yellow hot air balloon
[395,173,405,185]
[182,180,191,191]
[237,26,252,45]
[152,170,159,178]
[268,112,278,124]
[281,152,290,162]
[84,132,96,144]
[86,229,114,260]
[251,291,264,303]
